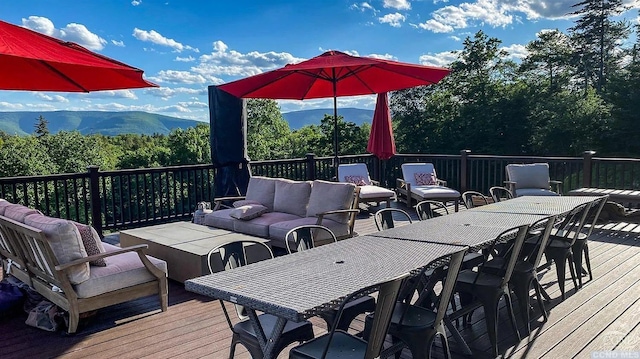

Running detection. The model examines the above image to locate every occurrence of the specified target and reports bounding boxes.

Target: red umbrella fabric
[218,50,450,164]
[367,92,396,160]
[0,20,156,92]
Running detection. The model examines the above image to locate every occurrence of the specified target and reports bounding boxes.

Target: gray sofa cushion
[273,179,312,217]
[74,243,167,298]
[506,163,550,189]
[306,180,355,224]
[24,213,90,284]
[0,199,12,215]
[269,217,350,248]
[203,209,235,231]
[246,176,277,211]
[3,204,42,223]
[234,212,301,238]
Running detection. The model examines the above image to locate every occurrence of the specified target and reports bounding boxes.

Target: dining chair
[284,225,376,332]
[489,186,513,203]
[363,248,467,359]
[505,163,562,197]
[483,215,558,334]
[414,200,449,220]
[461,190,491,209]
[289,274,407,359]
[451,224,530,358]
[374,208,412,231]
[543,201,592,300]
[571,195,608,288]
[206,238,314,359]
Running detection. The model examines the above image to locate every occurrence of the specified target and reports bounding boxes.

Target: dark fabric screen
[208,86,251,197]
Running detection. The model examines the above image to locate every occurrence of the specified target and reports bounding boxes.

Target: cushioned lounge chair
[396,163,461,211]
[338,163,396,208]
[505,163,562,197]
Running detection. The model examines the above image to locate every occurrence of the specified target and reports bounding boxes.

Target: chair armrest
[550,180,563,194]
[55,244,166,279]
[213,196,246,210]
[370,179,380,186]
[436,179,448,187]
[504,180,517,194]
[315,209,360,237]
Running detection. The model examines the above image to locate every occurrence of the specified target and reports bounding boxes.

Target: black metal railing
[0,150,637,236]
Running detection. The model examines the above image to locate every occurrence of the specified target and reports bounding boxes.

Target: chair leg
[512,278,533,334]
[567,251,579,293]
[546,249,568,301]
[533,279,548,323]
[483,301,501,358]
[584,242,593,281]
[572,240,587,289]
[439,332,452,359]
[504,292,521,341]
[228,334,239,359]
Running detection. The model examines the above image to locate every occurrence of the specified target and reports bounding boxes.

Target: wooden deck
[2,202,639,359]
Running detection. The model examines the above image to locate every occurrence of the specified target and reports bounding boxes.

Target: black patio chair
[489,186,513,203]
[374,208,412,231]
[570,195,608,288]
[451,224,530,358]
[285,225,376,332]
[414,200,449,220]
[206,239,314,359]
[461,190,491,209]
[289,274,407,359]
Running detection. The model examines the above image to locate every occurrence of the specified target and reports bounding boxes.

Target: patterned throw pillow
[73,222,107,267]
[344,175,367,186]
[414,172,437,186]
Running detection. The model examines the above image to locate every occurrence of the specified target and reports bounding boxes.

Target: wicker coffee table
[120,222,270,283]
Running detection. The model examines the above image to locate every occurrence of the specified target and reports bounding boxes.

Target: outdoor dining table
[471,195,603,215]
[185,235,465,359]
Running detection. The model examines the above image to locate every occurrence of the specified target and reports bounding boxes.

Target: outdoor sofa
[203,176,360,248]
[0,199,168,334]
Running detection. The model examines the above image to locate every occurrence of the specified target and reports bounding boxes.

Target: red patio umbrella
[0,19,156,92]
[367,92,396,160]
[218,50,450,165]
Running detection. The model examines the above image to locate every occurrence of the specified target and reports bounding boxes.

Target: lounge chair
[396,163,461,211]
[505,163,562,197]
[338,163,396,208]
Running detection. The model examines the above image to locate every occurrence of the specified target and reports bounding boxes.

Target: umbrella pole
[332,73,339,177]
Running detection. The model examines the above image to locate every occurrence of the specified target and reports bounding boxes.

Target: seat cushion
[269,217,350,248]
[410,186,460,199]
[234,212,301,238]
[515,188,559,197]
[358,185,395,200]
[306,180,355,224]
[24,213,90,284]
[74,243,167,298]
[245,176,277,211]
[506,163,550,189]
[273,179,312,217]
[203,209,236,231]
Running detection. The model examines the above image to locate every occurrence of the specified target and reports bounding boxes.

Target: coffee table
[120,222,270,283]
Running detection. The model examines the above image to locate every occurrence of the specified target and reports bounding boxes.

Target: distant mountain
[282,107,374,130]
[0,111,202,136]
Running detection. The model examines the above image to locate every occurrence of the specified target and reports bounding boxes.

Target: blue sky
[2,0,639,123]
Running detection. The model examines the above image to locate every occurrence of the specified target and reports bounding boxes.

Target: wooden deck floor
[2,202,639,359]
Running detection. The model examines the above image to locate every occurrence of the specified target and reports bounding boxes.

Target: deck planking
[1,201,639,359]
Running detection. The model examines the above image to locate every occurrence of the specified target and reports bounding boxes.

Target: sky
[2,0,639,123]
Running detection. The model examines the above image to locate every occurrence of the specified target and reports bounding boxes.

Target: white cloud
[419,51,459,67]
[111,40,125,47]
[146,87,207,100]
[379,13,406,27]
[0,102,25,110]
[383,0,411,10]
[175,55,196,62]
[176,101,208,109]
[78,90,138,99]
[501,43,528,60]
[351,2,376,12]
[132,28,199,53]
[132,0,142,5]
[34,93,70,103]
[450,35,461,41]
[22,16,107,50]
[148,70,212,85]
[418,19,454,33]
[367,53,397,60]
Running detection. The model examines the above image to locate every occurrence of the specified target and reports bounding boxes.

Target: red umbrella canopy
[218,50,450,99]
[367,92,396,160]
[0,20,156,92]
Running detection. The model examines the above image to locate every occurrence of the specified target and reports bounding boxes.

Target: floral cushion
[344,175,367,186]
[72,222,107,267]
[414,172,437,186]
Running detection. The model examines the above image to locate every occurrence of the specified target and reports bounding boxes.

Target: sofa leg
[68,308,80,334]
[159,278,168,311]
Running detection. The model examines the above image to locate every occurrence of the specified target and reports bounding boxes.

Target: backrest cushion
[338,164,372,185]
[273,179,312,217]
[0,199,12,215]
[402,163,436,187]
[3,204,42,223]
[506,163,550,189]
[24,214,90,284]
[72,221,107,267]
[307,180,356,224]
[245,176,277,211]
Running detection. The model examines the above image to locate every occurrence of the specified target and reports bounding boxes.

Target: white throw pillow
[229,204,269,220]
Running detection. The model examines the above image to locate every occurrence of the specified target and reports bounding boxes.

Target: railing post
[305,153,316,181]
[372,156,381,185]
[87,165,103,237]
[583,150,596,188]
[460,149,471,192]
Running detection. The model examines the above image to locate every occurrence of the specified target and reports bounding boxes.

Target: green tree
[246,99,291,160]
[34,115,50,138]
[167,123,211,165]
[521,29,574,92]
[0,135,55,176]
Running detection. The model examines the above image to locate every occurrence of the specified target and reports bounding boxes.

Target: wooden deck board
[2,201,640,358]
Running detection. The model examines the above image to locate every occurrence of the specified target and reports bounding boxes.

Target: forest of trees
[1,0,638,178]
